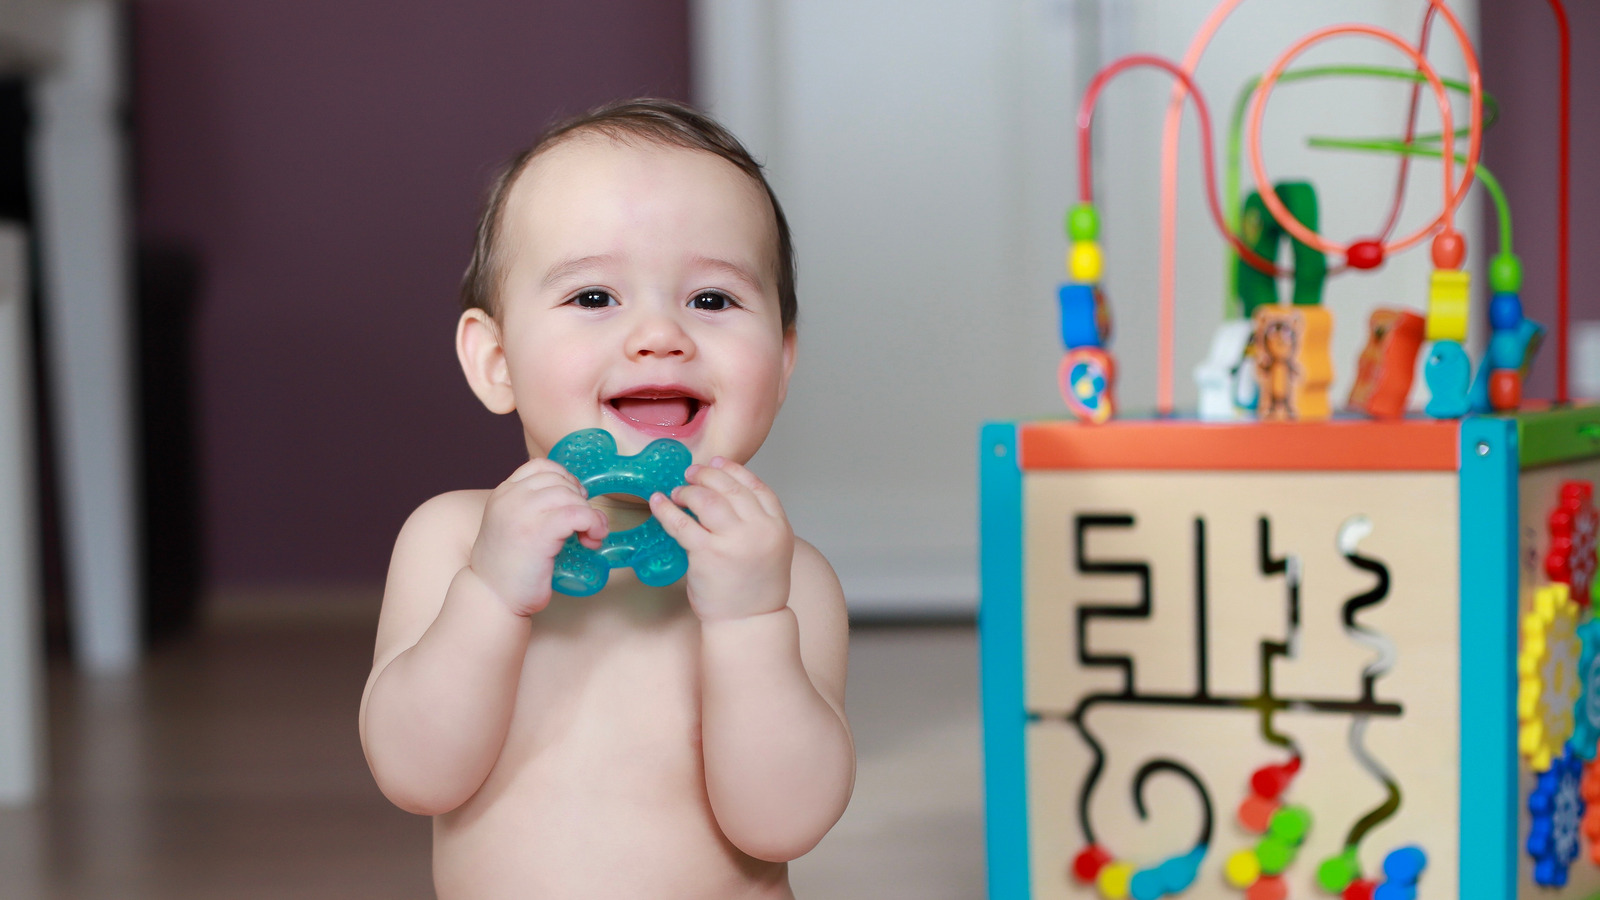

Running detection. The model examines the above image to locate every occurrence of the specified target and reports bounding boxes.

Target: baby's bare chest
[498,591,707,794]
[432,597,784,897]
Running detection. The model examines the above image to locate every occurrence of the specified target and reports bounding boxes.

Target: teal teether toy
[547,428,691,597]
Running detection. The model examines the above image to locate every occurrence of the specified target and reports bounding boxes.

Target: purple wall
[1480,0,1600,399]
[132,1,691,589]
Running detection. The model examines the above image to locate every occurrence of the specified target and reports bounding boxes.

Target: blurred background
[0,0,1595,896]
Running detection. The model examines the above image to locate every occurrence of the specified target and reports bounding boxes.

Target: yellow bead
[1426,269,1470,342]
[1069,241,1104,283]
[1097,861,1134,899]
[1225,849,1262,887]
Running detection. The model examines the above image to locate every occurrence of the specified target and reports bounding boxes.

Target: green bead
[1316,849,1361,893]
[1268,804,1311,844]
[1489,253,1523,294]
[1256,836,1294,875]
[1067,204,1100,241]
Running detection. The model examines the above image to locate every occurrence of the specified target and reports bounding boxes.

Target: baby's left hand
[649,458,793,622]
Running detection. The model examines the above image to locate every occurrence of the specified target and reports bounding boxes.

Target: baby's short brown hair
[460,98,797,332]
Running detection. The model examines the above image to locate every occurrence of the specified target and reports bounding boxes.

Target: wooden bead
[1489,369,1523,411]
[1346,240,1385,270]
[1426,270,1470,342]
[1431,229,1466,269]
[1069,241,1104,282]
[1066,203,1100,241]
[1490,252,1523,293]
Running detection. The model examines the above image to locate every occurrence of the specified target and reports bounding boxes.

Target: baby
[358,99,855,899]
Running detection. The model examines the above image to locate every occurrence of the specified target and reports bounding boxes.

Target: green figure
[1232,182,1328,319]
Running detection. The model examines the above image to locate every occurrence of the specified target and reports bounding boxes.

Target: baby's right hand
[468,458,609,616]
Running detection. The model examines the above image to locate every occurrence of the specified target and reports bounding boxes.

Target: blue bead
[1374,884,1417,900]
[1130,868,1165,900]
[1489,292,1523,331]
[1158,848,1204,891]
[1058,283,1102,349]
[1488,331,1526,369]
[1382,846,1426,883]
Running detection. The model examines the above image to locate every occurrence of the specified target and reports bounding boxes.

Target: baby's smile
[606,386,709,439]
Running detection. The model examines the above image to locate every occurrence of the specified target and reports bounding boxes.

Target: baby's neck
[591,494,653,531]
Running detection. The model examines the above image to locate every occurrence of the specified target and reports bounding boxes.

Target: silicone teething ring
[546,428,692,597]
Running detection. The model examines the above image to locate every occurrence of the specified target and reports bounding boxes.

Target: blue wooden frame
[1458,415,1519,899]
[980,423,1029,898]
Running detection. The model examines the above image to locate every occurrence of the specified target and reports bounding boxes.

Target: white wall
[694,0,1480,617]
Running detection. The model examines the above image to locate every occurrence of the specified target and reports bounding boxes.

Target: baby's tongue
[613,396,693,427]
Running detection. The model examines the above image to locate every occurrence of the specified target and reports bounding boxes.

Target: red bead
[1343,879,1377,900]
[1431,229,1466,269]
[1072,845,1113,882]
[1347,240,1385,270]
[1250,763,1293,799]
[1489,369,1522,411]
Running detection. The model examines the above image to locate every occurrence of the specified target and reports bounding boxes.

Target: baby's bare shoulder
[370,490,492,663]
[397,489,490,549]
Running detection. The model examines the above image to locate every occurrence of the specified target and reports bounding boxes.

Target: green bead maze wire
[1222,65,1503,318]
[1304,136,1513,255]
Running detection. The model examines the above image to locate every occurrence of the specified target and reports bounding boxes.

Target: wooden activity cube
[979,407,1600,899]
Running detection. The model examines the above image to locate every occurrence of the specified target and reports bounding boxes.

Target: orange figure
[1348,309,1425,419]
[1251,305,1333,421]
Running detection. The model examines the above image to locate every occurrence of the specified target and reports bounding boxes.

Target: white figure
[1195,319,1255,421]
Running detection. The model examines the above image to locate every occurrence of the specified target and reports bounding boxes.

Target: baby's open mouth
[608,392,704,429]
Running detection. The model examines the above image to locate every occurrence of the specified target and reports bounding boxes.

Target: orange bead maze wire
[1246,23,1474,261]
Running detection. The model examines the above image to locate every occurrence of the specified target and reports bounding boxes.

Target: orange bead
[1247,874,1288,900]
[1489,369,1522,411]
[1432,229,1466,269]
[1238,794,1279,833]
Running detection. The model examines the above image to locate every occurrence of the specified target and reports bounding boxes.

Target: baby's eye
[690,290,739,311]
[569,290,617,309]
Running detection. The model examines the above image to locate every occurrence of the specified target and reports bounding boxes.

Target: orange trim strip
[1018,419,1459,472]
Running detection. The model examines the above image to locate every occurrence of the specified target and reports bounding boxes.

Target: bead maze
[980,2,1593,898]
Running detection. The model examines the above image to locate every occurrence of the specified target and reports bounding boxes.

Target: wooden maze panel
[1022,470,1459,899]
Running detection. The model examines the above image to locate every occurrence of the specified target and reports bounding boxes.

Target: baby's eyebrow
[690,256,764,291]
[541,254,616,288]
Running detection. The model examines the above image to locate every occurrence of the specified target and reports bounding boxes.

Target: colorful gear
[1528,747,1585,886]
[1572,618,1600,760]
[1547,480,1599,609]
[1519,584,1582,772]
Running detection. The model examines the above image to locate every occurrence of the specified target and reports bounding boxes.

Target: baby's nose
[626,312,695,359]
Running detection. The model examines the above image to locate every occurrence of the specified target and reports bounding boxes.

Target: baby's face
[491,137,794,464]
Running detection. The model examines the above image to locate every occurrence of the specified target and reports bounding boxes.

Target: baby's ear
[776,327,798,406]
[456,308,515,414]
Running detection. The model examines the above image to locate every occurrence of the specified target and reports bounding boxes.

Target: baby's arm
[650,460,855,862]
[358,460,606,815]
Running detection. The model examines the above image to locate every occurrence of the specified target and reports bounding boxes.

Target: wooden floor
[0,610,984,899]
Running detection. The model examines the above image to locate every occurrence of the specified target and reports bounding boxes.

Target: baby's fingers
[649,492,709,549]
[541,500,608,549]
[507,457,584,494]
[707,458,783,518]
